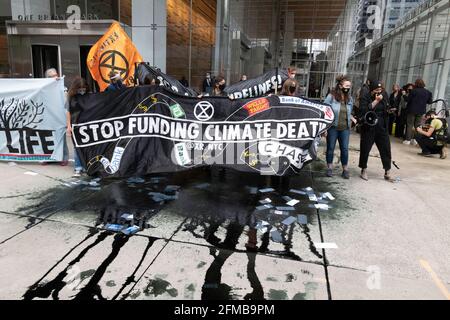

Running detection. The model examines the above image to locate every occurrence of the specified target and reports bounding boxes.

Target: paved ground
[0,133,449,300]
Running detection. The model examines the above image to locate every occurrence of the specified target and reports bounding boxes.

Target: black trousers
[359,122,392,171]
[416,135,443,154]
[395,112,407,138]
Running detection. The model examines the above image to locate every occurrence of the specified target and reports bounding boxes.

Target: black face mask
[342,88,350,94]
[289,86,296,94]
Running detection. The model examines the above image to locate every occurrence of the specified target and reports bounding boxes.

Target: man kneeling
[415,111,447,159]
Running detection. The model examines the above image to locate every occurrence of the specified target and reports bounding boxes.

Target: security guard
[358,80,392,181]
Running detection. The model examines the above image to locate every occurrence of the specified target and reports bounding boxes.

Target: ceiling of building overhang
[229,0,347,39]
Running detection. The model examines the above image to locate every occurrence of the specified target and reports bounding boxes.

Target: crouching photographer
[415,110,448,159]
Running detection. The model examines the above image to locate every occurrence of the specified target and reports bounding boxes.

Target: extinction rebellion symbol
[99,50,129,83]
[194,101,215,121]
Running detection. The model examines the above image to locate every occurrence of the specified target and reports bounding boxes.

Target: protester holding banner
[280,79,299,96]
[66,77,89,177]
[44,68,69,166]
[212,76,227,97]
[106,71,126,92]
[324,75,356,179]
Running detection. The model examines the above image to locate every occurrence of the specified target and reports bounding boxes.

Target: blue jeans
[74,148,83,172]
[326,127,350,167]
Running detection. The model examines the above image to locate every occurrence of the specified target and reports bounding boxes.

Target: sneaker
[342,170,350,179]
[73,170,81,177]
[411,139,418,146]
[402,140,411,145]
[440,148,447,159]
[326,168,333,177]
[360,169,368,181]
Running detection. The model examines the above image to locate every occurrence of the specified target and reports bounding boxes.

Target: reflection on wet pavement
[15,163,347,300]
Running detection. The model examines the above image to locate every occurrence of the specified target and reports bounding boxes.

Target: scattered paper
[270,230,283,243]
[273,210,288,216]
[282,216,297,226]
[121,226,140,235]
[105,224,125,232]
[314,242,338,249]
[286,199,300,207]
[323,192,335,201]
[297,215,308,225]
[282,196,293,202]
[165,185,181,193]
[121,214,134,221]
[289,189,306,195]
[127,177,145,184]
[255,204,273,211]
[246,186,258,195]
[24,172,38,176]
[276,206,295,211]
[259,198,272,204]
[309,194,318,202]
[259,188,275,193]
[314,204,329,211]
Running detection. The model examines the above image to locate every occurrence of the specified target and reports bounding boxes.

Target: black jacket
[407,87,432,115]
[359,91,389,119]
[389,92,401,109]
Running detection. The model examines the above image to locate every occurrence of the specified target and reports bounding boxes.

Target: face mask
[342,88,350,94]
[77,89,86,95]
[289,86,296,94]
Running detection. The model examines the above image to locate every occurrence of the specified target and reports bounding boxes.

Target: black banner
[224,69,290,99]
[71,86,334,178]
[135,63,198,97]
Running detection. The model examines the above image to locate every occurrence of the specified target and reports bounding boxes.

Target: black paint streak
[112,237,157,300]
[74,234,130,300]
[23,231,110,300]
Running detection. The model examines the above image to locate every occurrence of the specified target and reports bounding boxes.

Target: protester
[324,75,357,179]
[212,75,227,96]
[280,79,298,96]
[240,74,248,82]
[415,110,447,159]
[287,67,297,79]
[105,71,125,92]
[388,84,401,135]
[202,73,213,95]
[44,68,69,166]
[396,83,414,138]
[66,77,89,176]
[358,80,392,181]
[404,78,432,145]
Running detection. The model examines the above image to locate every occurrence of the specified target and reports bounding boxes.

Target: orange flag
[87,21,143,91]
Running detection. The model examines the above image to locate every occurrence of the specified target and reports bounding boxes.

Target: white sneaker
[73,171,81,177]
[402,140,411,145]
[411,139,418,146]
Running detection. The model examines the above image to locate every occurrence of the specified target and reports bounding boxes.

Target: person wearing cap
[106,71,125,92]
[358,80,392,181]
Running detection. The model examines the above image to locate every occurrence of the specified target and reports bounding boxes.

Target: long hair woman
[66,77,89,177]
[324,75,356,179]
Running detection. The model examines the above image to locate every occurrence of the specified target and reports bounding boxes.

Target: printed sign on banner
[0,78,66,162]
[72,86,334,178]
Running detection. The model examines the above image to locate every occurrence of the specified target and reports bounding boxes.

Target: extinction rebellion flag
[87,21,143,91]
[71,86,334,178]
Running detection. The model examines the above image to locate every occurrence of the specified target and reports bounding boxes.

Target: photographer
[415,111,447,159]
[358,80,392,181]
